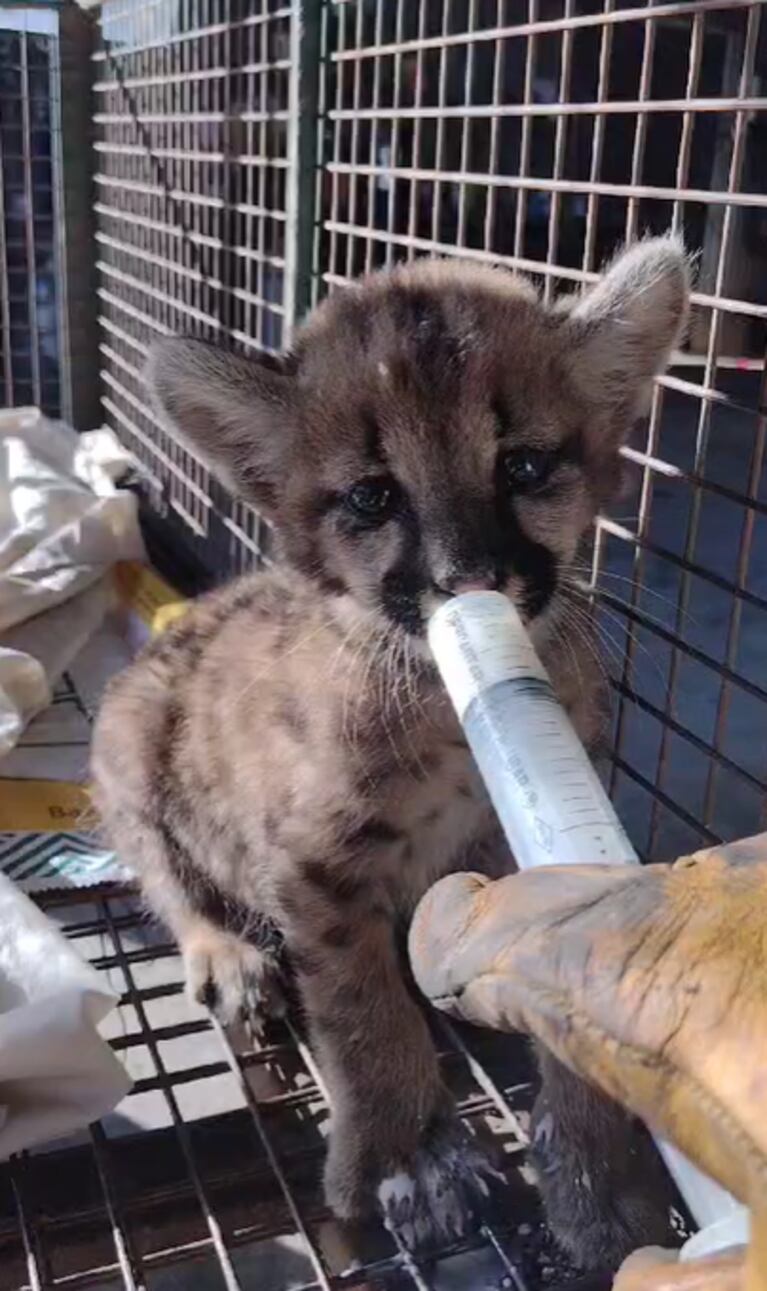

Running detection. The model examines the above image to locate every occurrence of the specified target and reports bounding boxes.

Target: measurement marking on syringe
[559,821,617,834]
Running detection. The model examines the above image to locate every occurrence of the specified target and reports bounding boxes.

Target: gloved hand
[409,835,767,1290]
[613,1245,743,1290]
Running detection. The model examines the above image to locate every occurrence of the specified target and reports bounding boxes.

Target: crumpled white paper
[0,870,131,1158]
[0,408,145,754]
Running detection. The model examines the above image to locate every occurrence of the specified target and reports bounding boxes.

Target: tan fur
[93,238,689,1262]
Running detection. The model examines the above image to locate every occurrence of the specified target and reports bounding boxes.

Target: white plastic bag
[0,408,144,753]
[0,870,131,1157]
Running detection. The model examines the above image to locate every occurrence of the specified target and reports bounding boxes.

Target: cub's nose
[431,570,500,597]
[451,578,498,596]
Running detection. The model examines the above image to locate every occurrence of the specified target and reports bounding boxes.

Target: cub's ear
[564,234,691,431]
[146,337,295,514]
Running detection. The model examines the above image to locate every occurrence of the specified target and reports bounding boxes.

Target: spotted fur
[92,238,689,1267]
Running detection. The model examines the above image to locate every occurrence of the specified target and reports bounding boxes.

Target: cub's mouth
[381,569,559,643]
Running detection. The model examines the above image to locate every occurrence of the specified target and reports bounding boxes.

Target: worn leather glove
[613,1245,744,1291]
[409,835,767,1290]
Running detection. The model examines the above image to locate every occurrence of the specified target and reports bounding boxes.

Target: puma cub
[92,237,689,1266]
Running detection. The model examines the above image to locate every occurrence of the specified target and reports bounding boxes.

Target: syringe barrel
[429,591,637,870]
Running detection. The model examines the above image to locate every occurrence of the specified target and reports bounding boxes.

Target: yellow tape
[0,780,93,833]
[113,561,188,635]
[153,601,189,633]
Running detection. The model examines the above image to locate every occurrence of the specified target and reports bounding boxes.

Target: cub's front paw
[183,925,284,1028]
[325,1115,504,1249]
[377,1120,505,1249]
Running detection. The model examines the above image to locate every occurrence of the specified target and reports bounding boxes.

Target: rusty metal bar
[97,233,287,313]
[543,0,575,305]
[625,6,656,243]
[343,0,365,280]
[607,670,767,798]
[671,8,705,234]
[702,352,767,826]
[456,0,479,251]
[326,0,346,287]
[363,0,385,274]
[94,174,290,221]
[19,32,42,407]
[612,752,720,847]
[329,96,767,121]
[95,203,286,266]
[582,0,614,274]
[94,142,291,166]
[93,8,293,60]
[430,0,452,247]
[323,162,767,214]
[407,0,428,253]
[482,1,507,255]
[330,0,761,59]
[285,0,322,334]
[384,0,406,268]
[320,219,767,322]
[649,2,763,850]
[513,0,537,259]
[0,105,13,406]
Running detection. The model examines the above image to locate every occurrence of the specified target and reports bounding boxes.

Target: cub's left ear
[564,234,691,428]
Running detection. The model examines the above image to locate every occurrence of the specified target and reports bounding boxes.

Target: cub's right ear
[146,337,295,515]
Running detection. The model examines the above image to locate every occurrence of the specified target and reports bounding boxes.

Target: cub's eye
[345,478,394,520]
[502,448,555,492]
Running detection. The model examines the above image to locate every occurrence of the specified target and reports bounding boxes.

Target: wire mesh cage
[92,0,297,582]
[0,3,98,428]
[315,0,767,866]
[1,0,766,1288]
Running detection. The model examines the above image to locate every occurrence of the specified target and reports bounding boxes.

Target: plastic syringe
[427,590,747,1256]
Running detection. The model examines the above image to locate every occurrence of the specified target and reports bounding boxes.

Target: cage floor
[0,881,602,1291]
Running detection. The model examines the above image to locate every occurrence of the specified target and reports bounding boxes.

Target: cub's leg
[138,851,284,1026]
[95,801,283,1028]
[279,869,499,1246]
[532,1050,676,1272]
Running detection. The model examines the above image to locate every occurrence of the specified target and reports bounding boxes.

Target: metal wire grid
[0,885,563,1291]
[315,0,767,863]
[93,0,297,578]
[0,9,63,418]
